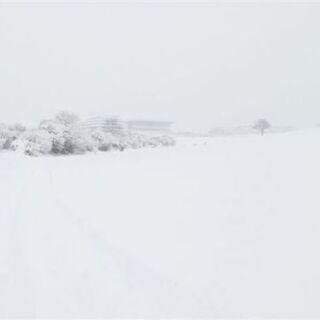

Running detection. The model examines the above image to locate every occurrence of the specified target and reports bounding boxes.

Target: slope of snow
[0,129,320,318]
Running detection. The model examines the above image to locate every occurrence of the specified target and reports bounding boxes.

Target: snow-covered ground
[1,129,320,318]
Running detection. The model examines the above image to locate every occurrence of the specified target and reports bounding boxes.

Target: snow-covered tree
[55,111,79,127]
[39,119,68,154]
[253,119,271,136]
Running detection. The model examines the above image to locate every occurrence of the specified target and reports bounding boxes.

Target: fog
[1,1,320,130]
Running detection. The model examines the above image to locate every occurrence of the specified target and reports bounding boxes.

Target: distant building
[127,120,173,134]
[81,117,174,135]
[81,116,126,135]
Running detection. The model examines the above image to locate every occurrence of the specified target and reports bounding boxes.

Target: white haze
[1,1,320,130]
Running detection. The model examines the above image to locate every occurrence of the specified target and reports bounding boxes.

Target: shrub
[14,129,53,156]
[0,124,9,149]
[64,128,95,154]
[1,112,177,156]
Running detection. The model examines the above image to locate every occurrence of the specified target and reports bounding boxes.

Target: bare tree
[253,119,271,136]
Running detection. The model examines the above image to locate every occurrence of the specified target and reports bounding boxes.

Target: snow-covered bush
[12,129,52,156]
[25,129,52,156]
[123,134,147,149]
[111,134,176,150]
[158,135,176,147]
[0,124,9,149]
[40,119,68,154]
[125,135,175,148]
[90,128,105,149]
[5,124,27,150]
[39,115,94,155]
[90,129,124,152]
[90,128,111,151]
[10,138,27,154]
[0,112,176,156]
[64,127,95,154]
[0,123,25,150]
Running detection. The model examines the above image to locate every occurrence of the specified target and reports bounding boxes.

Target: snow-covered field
[0,129,319,318]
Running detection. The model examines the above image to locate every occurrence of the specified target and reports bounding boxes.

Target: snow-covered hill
[1,129,320,318]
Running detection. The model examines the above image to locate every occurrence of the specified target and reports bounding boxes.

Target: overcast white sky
[0,1,320,130]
